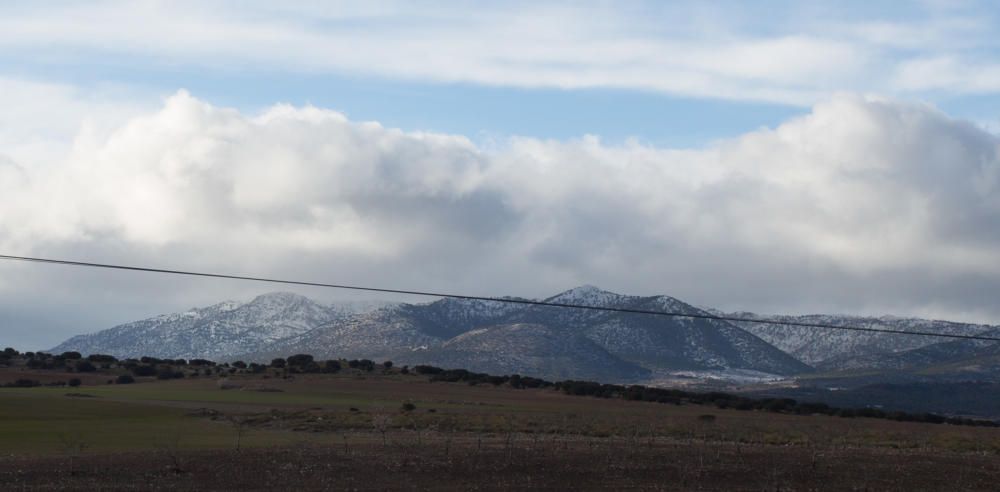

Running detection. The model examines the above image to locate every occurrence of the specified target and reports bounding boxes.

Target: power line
[2,253,999,342]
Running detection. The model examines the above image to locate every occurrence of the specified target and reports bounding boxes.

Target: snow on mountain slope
[257,304,443,362]
[53,286,812,381]
[49,292,372,360]
[721,312,993,369]
[814,327,1000,374]
[507,287,810,375]
[394,323,651,382]
[47,286,1000,385]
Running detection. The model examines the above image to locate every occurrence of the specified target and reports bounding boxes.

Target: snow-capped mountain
[395,323,652,382]
[51,286,1000,385]
[239,286,808,381]
[801,326,1000,380]
[506,286,810,375]
[48,292,377,360]
[718,311,994,370]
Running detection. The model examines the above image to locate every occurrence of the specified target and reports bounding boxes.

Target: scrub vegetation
[2,348,999,490]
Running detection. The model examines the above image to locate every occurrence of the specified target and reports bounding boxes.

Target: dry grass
[3,371,1000,489]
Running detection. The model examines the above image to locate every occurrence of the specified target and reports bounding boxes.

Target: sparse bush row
[2,346,997,428]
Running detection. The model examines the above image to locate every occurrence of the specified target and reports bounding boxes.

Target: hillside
[239,286,808,382]
[50,286,1000,386]
[48,293,363,360]
[394,323,651,381]
[722,312,994,369]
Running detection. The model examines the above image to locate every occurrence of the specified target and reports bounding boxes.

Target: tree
[75,361,97,373]
[227,415,251,451]
[61,351,82,360]
[270,358,286,369]
[88,354,117,364]
[157,368,184,380]
[68,378,82,387]
[116,374,135,384]
[131,365,157,377]
[286,354,314,367]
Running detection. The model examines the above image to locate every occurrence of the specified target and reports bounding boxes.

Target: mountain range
[48,286,1000,387]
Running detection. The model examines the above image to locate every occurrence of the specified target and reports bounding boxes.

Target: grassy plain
[2,370,1000,489]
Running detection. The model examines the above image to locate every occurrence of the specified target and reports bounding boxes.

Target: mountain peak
[548,285,622,305]
[249,292,314,305]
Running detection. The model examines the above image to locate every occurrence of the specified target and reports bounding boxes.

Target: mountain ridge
[49,287,1000,385]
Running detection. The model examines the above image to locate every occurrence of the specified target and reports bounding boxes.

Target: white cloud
[2,89,1000,350]
[2,1,999,104]
[894,56,1000,93]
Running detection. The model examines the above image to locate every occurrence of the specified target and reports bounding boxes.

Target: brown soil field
[4,437,999,490]
[2,370,999,490]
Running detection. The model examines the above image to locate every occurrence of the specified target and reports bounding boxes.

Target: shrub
[75,361,97,373]
[68,378,82,387]
[348,359,376,371]
[131,365,157,377]
[88,354,118,363]
[286,354,314,366]
[157,369,184,380]
[401,402,416,412]
[217,379,242,390]
[413,365,443,375]
[116,374,135,384]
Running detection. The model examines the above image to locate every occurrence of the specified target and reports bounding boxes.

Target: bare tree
[226,415,251,451]
[152,431,185,474]
[371,409,392,447]
[57,431,90,476]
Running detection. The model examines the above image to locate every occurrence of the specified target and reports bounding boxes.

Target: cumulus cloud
[2,90,1000,348]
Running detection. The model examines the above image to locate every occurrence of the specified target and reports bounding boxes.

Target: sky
[3,0,1000,350]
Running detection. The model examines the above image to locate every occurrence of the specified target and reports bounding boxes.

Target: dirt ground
[4,432,1000,491]
[3,371,1000,490]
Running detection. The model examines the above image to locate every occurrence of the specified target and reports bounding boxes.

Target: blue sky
[3,1,1000,349]
[16,65,807,147]
[3,1,1000,142]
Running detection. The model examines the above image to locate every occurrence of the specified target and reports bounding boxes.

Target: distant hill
[395,323,651,382]
[50,286,1000,385]
[715,312,993,369]
[252,286,811,381]
[48,293,384,360]
[51,286,806,383]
